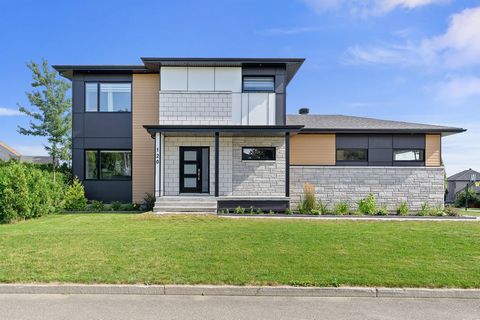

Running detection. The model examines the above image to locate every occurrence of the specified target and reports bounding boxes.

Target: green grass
[1,214,480,288]
[461,208,480,217]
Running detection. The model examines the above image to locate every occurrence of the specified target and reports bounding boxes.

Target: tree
[18,59,71,182]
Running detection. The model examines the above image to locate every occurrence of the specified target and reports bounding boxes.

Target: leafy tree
[17,59,71,181]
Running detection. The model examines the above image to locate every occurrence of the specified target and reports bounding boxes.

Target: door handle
[197,168,200,181]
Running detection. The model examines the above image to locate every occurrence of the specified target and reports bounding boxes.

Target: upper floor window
[393,149,424,161]
[242,147,276,161]
[85,82,131,112]
[337,149,368,162]
[243,76,275,92]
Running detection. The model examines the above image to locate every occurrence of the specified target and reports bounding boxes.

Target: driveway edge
[0,284,479,298]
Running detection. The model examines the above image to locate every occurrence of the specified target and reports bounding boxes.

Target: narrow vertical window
[85,83,98,112]
[85,150,98,179]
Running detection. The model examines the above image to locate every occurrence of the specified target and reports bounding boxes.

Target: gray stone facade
[159,92,232,125]
[290,166,445,212]
[232,137,285,197]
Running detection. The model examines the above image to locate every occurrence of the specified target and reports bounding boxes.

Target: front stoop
[153,196,217,214]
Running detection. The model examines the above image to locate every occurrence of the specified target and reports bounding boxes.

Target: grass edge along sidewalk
[0,213,479,288]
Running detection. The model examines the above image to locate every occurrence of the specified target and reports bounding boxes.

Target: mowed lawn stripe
[0,214,479,288]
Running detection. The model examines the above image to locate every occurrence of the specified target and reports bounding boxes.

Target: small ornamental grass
[357,193,377,215]
[334,202,350,215]
[396,202,409,216]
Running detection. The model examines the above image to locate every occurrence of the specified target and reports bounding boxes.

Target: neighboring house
[0,141,53,164]
[446,169,480,203]
[53,57,465,213]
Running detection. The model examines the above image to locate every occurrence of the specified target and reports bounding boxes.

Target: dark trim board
[217,200,290,212]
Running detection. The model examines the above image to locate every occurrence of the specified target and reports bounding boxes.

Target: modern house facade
[446,168,480,203]
[54,57,465,213]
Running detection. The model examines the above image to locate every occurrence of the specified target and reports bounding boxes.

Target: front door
[179,147,209,193]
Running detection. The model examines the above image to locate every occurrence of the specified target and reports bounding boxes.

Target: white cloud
[259,27,320,36]
[433,75,480,99]
[345,6,480,68]
[303,0,448,15]
[0,107,22,116]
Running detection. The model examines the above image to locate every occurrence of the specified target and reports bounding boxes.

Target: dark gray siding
[72,72,132,202]
[336,134,425,166]
[242,67,287,125]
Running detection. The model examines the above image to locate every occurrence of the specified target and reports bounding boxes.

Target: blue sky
[0,0,478,175]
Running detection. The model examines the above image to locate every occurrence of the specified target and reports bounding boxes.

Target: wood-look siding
[290,134,336,165]
[132,74,159,202]
[425,134,441,167]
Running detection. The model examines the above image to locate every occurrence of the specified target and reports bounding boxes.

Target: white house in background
[0,141,52,164]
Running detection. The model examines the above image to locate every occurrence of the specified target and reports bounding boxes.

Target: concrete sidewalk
[0,284,479,299]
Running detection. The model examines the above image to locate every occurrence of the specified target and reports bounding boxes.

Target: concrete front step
[154,196,217,213]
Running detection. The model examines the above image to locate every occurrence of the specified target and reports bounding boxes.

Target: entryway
[179,147,209,194]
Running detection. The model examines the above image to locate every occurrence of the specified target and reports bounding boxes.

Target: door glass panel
[184,164,196,175]
[184,151,196,161]
[202,148,209,193]
[184,178,196,188]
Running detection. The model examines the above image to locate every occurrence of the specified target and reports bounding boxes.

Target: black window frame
[241,147,276,161]
[242,75,275,93]
[393,149,425,162]
[84,149,132,181]
[336,148,368,162]
[84,81,132,113]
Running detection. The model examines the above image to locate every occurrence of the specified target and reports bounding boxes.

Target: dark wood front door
[179,147,209,193]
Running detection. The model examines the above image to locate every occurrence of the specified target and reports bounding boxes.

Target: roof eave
[298,128,466,136]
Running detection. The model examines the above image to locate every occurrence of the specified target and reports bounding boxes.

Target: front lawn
[0,214,479,288]
[461,208,480,217]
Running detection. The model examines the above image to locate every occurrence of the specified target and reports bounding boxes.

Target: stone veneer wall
[159,92,232,125]
[232,137,285,197]
[290,166,444,212]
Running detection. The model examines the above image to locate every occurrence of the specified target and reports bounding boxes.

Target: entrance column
[285,132,290,197]
[215,131,220,197]
[155,132,161,198]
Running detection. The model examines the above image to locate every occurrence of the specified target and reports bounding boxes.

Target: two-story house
[54,57,465,213]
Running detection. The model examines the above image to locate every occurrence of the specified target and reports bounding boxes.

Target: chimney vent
[299,108,309,115]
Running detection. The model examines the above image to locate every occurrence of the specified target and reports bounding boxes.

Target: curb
[0,284,479,299]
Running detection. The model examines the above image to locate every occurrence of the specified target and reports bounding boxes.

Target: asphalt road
[0,294,479,320]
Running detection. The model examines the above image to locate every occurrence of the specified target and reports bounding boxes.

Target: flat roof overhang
[143,125,304,138]
[298,128,466,137]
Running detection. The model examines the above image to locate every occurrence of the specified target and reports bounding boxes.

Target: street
[0,294,478,320]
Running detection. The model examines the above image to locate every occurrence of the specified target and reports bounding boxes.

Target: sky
[0,0,478,176]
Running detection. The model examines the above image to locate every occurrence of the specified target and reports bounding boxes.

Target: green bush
[455,189,480,208]
[334,202,350,215]
[64,178,88,211]
[256,208,264,215]
[122,203,138,211]
[284,208,292,215]
[0,161,65,223]
[376,205,389,216]
[418,202,430,216]
[444,205,459,217]
[357,193,377,215]
[268,210,275,215]
[396,202,409,216]
[234,206,245,214]
[110,201,122,211]
[91,200,105,212]
[430,206,444,217]
[139,193,155,212]
[317,201,329,215]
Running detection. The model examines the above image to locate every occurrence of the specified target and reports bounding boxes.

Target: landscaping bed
[1,214,479,288]
[218,213,477,219]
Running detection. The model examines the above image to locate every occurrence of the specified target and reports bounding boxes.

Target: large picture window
[243,76,275,92]
[85,82,131,112]
[242,147,276,161]
[85,150,132,180]
[336,149,368,162]
[393,149,424,161]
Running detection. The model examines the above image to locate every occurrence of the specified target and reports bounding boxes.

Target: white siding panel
[214,67,242,92]
[231,93,242,125]
[241,94,249,125]
[160,67,187,91]
[188,67,214,91]
[248,93,268,125]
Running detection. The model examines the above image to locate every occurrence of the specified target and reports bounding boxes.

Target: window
[243,76,274,92]
[336,149,368,162]
[242,147,276,161]
[85,83,131,112]
[393,149,424,161]
[85,150,132,180]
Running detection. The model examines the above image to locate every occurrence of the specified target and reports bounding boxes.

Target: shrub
[91,200,105,212]
[268,210,275,215]
[110,201,122,211]
[455,189,480,208]
[357,193,377,215]
[234,206,245,214]
[317,201,329,215]
[122,203,138,211]
[140,193,155,212]
[64,178,88,211]
[0,161,65,223]
[396,202,409,216]
[430,206,444,217]
[418,202,430,216]
[376,205,389,216]
[301,183,316,213]
[256,208,264,215]
[334,202,350,215]
[248,206,255,214]
[444,205,460,217]
[284,208,292,215]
